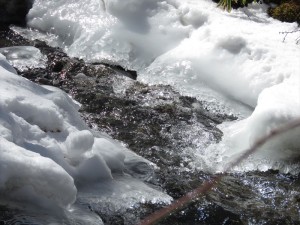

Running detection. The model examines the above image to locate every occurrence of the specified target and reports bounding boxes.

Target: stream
[0,0,300,224]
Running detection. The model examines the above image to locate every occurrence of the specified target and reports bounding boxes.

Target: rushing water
[1,0,300,224]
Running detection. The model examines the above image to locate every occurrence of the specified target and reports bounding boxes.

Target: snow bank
[24,0,300,172]
[0,53,163,210]
[26,0,191,69]
[140,1,299,113]
[0,57,76,208]
[218,73,300,173]
[0,137,76,208]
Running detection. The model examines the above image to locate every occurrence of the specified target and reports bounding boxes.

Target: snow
[0,53,170,212]
[0,59,76,209]
[26,0,191,69]
[219,74,300,172]
[0,137,76,208]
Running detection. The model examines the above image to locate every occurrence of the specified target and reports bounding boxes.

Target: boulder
[0,0,33,29]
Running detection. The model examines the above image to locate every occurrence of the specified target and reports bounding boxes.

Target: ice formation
[0,46,46,71]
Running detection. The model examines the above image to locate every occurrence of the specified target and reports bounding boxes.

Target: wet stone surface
[1,28,300,225]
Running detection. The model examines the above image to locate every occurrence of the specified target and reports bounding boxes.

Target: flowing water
[23,0,300,173]
[1,0,300,224]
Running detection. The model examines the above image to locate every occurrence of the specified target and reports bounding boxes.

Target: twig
[139,118,300,225]
[280,29,300,44]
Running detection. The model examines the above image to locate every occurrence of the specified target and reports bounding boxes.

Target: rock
[0,0,33,29]
[268,0,300,24]
[92,62,138,80]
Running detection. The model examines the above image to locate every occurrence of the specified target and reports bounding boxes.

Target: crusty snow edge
[0,52,166,210]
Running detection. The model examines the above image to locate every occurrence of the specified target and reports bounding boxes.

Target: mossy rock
[268,1,300,24]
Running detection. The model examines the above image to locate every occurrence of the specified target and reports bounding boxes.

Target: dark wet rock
[0,204,14,222]
[0,0,33,29]
[148,171,300,225]
[94,62,138,80]
[0,28,31,47]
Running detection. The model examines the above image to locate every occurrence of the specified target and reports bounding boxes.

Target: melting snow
[0,53,171,213]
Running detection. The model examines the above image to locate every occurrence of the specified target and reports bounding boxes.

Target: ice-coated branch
[139,117,300,225]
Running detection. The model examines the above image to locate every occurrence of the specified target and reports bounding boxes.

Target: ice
[0,53,17,74]
[0,46,46,71]
[77,175,172,224]
[92,138,125,173]
[0,53,169,214]
[24,0,300,172]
